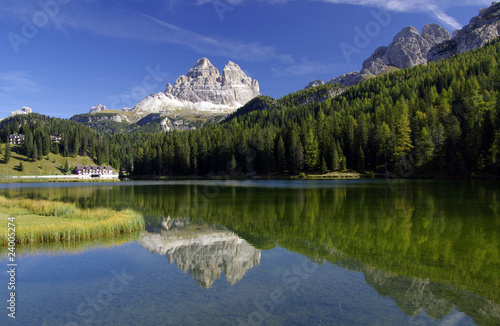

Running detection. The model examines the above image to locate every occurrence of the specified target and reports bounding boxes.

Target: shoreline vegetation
[0,196,144,245]
[2,43,500,181]
[3,171,498,183]
[129,171,365,180]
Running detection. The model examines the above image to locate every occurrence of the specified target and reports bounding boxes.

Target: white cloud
[426,4,462,30]
[195,0,491,29]
[8,3,291,65]
[319,0,492,29]
[140,13,293,63]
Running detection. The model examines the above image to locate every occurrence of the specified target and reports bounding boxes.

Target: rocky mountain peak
[475,1,500,23]
[223,60,240,71]
[153,58,260,109]
[393,26,420,41]
[421,23,451,47]
[428,2,500,62]
[221,60,246,84]
[318,22,453,87]
[306,2,497,89]
[186,57,220,79]
[355,24,451,76]
[305,80,325,89]
[89,104,108,114]
[221,61,260,96]
[194,57,212,68]
[131,58,260,117]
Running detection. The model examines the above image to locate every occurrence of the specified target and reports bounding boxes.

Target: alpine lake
[0,179,499,326]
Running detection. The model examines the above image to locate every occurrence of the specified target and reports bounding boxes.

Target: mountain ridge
[131,57,260,114]
[70,58,260,133]
[308,2,500,88]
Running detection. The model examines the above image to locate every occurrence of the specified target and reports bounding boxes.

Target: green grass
[0,196,145,244]
[0,144,96,177]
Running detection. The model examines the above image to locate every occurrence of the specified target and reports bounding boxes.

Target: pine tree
[229,155,237,175]
[296,142,304,173]
[52,142,60,155]
[332,147,339,171]
[63,159,69,173]
[43,134,50,156]
[19,161,24,172]
[32,143,38,162]
[37,136,43,161]
[304,129,319,171]
[286,127,300,173]
[275,136,286,173]
[23,129,33,158]
[416,127,434,167]
[73,134,80,157]
[357,145,365,171]
[393,98,413,163]
[4,142,11,163]
[320,157,328,174]
[37,137,43,161]
[63,141,69,157]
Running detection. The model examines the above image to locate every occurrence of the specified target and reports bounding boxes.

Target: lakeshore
[0,196,144,245]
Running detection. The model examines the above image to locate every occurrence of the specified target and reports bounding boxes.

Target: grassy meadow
[0,196,144,244]
[0,143,96,177]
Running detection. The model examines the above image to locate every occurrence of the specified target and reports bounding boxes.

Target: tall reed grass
[0,196,145,245]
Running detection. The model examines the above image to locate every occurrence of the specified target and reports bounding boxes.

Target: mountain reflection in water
[2,180,499,325]
[138,217,261,288]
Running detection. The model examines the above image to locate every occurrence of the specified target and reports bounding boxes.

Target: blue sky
[0,0,492,118]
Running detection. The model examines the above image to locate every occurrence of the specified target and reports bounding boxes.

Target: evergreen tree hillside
[126,40,500,177]
[0,113,118,168]
[2,41,500,178]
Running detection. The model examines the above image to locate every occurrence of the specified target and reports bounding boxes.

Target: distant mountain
[69,110,224,134]
[309,2,500,87]
[89,104,108,114]
[70,58,260,133]
[131,58,259,114]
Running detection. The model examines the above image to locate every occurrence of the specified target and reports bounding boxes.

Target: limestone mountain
[428,2,500,62]
[361,24,450,75]
[131,57,260,114]
[322,24,450,87]
[71,58,260,133]
[310,2,500,88]
[89,104,108,114]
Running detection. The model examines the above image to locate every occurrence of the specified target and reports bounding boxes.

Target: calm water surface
[0,179,499,326]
